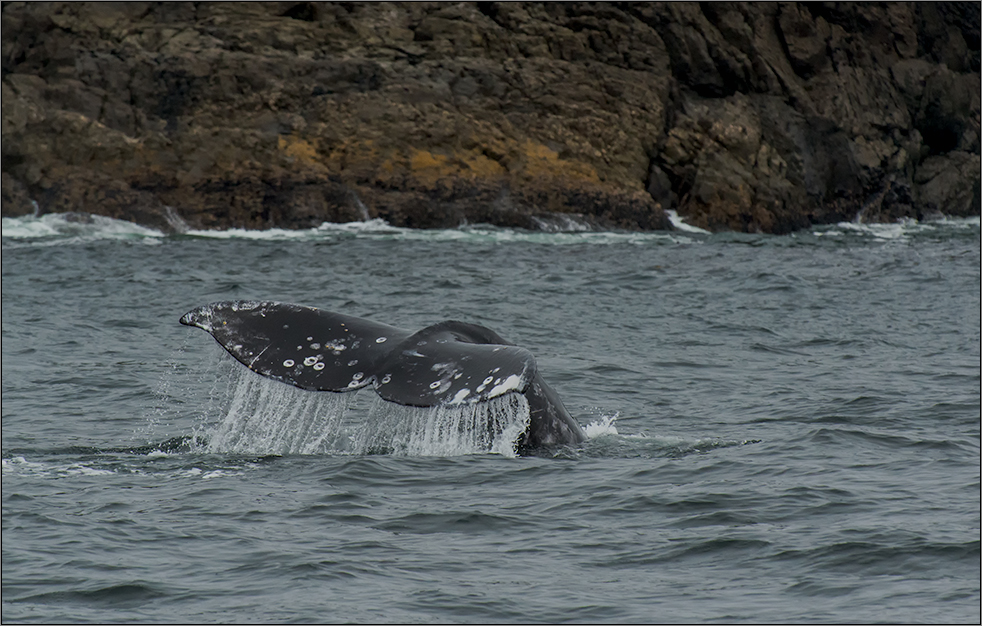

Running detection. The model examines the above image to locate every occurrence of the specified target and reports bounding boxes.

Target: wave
[1,212,693,246]
[0,453,255,480]
[4,211,977,248]
[1,213,165,245]
[183,219,692,246]
[811,215,981,241]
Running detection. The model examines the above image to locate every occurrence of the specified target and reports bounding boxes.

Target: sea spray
[140,336,230,446]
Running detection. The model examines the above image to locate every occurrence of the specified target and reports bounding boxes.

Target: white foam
[583,413,619,438]
[1,456,115,477]
[184,218,397,240]
[1,456,39,474]
[1,213,164,243]
[815,216,981,240]
[530,213,594,232]
[183,218,692,246]
[832,220,915,240]
[181,467,229,479]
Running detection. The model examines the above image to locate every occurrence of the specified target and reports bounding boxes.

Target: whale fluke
[181,301,585,452]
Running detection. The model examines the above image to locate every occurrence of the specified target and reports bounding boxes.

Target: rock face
[2,2,979,233]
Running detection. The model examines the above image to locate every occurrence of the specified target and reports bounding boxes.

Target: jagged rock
[1,172,35,217]
[1,2,978,233]
[915,151,982,217]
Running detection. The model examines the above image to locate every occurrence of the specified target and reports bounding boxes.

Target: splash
[530,213,594,232]
[666,210,712,235]
[583,413,619,438]
[196,360,531,457]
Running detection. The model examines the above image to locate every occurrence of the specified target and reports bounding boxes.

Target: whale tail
[180,301,537,408]
[181,301,586,452]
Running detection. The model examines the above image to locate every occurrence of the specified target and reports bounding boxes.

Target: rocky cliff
[2,2,979,233]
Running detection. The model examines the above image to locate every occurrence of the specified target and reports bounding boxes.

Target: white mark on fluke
[450,388,471,404]
[488,374,523,398]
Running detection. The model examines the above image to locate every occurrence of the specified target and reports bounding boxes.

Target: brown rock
[1,1,978,234]
[915,151,982,217]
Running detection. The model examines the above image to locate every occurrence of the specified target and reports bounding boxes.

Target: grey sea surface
[2,214,980,623]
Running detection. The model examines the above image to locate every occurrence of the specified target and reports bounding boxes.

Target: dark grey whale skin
[180,301,586,454]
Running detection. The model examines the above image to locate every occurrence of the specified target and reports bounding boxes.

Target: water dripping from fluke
[195,365,532,457]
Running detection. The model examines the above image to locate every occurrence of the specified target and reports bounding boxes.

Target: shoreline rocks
[2,2,979,233]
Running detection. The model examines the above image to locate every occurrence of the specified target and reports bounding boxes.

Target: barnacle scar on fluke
[180,301,585,454]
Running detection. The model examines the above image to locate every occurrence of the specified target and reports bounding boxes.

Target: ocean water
[2,212,979,623]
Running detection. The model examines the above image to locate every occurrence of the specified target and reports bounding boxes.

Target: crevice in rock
[281,3,319,22]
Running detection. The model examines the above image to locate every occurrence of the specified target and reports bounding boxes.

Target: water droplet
[348,360,358,366]
[381,374,391,384]
[429,381,441,389]
[376,337,387,343]
[310,343,321,349]
[352,372,364,381]
[303,356,318,366]
[283,359,295,367]
[313,362,325,371]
